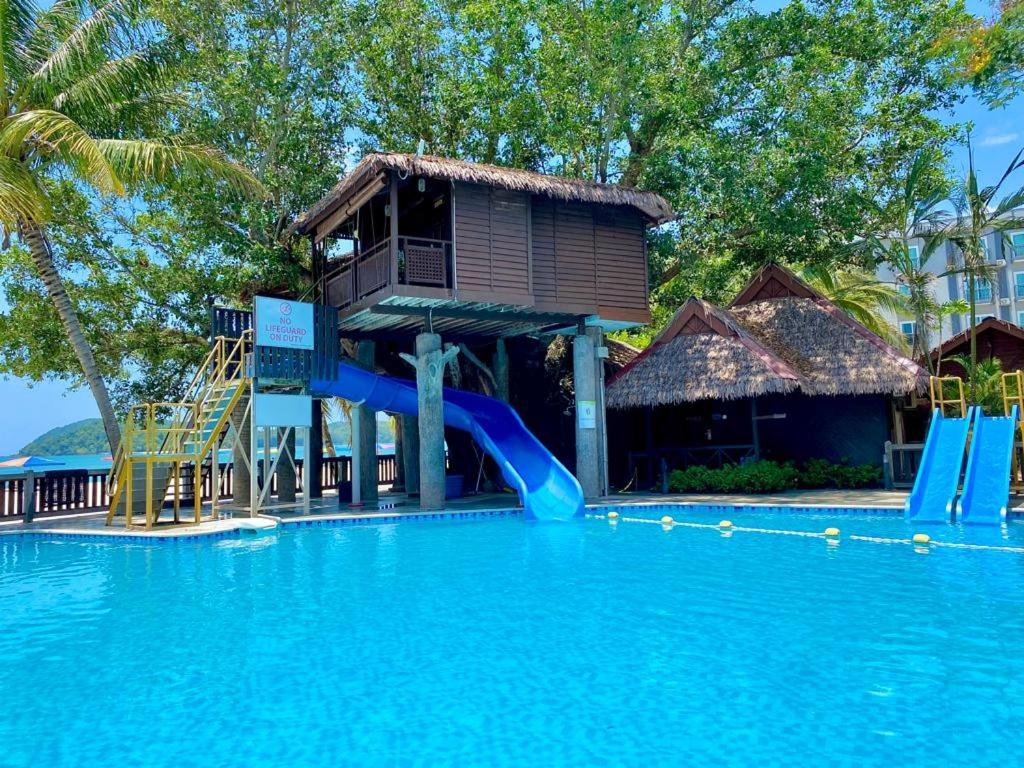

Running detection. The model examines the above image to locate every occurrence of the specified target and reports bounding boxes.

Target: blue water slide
[311,361,585,521]
[904,407,974,523]
[956,406,1018,525]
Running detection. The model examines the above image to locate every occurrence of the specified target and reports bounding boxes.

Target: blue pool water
[2,509,1024,767]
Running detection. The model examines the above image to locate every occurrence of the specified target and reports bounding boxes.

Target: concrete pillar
[231,392,252,513]
[401,333,458,510]
[356,341,378,503]
[493,338,509,402]
[277,428,297,503]
[350,406,362,506]
[308,399,323,498]
[573,326,608,500]
[401,414,420,496]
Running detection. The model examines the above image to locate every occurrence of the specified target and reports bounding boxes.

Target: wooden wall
[452,182,650,323]
[453,182,531,300]
[530,199,648,321]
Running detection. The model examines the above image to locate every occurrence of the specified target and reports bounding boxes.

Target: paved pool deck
[4,488,1024,541]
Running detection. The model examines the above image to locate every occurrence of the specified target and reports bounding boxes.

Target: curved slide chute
[312,362,585,521]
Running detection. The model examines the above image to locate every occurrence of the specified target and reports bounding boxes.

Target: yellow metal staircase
[106,331,253,528]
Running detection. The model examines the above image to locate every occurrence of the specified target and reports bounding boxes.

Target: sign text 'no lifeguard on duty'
[254,296,314,350]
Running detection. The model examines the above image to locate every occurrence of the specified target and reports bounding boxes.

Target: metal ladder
[106,331,252,529]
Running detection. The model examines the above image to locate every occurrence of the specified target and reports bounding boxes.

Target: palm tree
[799,263,907,350]
[0,0,262,452]
[942,140,1024,400]
[854,150,949,369]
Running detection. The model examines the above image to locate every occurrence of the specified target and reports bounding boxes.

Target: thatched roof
[606,263,927,409]
[292,152,674,236]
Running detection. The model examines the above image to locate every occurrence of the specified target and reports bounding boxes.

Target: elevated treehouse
[293,153,673,340]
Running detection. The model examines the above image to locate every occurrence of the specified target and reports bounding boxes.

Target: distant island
[18,414,398,457]
[21,418,109,456]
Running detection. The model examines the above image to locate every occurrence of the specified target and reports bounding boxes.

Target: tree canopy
[0,0,1015,412]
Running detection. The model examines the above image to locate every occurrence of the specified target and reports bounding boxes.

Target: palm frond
[0,154,50,228]
[51,47,171,120]
[0,108,121,193]
[25,0,142,99]
[0,0,37,98]
[96,138,265,197]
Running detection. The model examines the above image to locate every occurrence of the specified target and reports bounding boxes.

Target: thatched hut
[606,263,927,488]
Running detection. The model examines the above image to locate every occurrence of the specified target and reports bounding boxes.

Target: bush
[666,458,881,494]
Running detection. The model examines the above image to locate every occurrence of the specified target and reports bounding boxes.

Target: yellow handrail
[107,329,253,526]
[929,375,968,419]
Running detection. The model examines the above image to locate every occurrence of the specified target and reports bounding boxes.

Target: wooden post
[401,333,458,510]
[750,397,761,460]
[356,341,379,503]
[308,399,324,499]
[389,173,400,288]
[401,414,420,496]
[22,471,35,523]
[493,338,509,402]
[392,417,406,493]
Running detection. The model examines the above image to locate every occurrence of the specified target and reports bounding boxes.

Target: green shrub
[666,458,881,494]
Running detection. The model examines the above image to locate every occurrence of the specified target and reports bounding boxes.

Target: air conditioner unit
[996,259,1007,267]
[1001,297,1012,306]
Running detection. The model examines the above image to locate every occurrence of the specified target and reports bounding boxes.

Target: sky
[1,1,1021,455]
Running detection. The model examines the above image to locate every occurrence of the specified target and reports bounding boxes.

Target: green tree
[942,141,1024,401]
[854,150,951,368]
[965,0,1024,107]
[149,0,355,296]
[798,264,907,349]
[0,0,261,451]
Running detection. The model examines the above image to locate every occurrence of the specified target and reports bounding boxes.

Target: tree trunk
[24,224,121,452]
[321,409,336,457]
[969,278,977,403]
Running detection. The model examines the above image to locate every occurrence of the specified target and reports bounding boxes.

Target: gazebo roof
[606,264,927,409]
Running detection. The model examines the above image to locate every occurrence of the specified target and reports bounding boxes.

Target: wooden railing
[326,236,454,310]
[0,455,400,522]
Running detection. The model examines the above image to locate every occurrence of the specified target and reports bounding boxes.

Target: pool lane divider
[588,513,1024,554]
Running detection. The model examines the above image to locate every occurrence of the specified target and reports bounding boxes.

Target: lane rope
[586,514,1024,554]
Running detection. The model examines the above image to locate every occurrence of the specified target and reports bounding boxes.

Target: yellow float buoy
[607,511,619,520]
[661,515,674,525]
[824,527,840,537]
[912,533,931,545]
[719,520,733,529]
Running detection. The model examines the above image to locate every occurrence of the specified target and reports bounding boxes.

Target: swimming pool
[2,509,1024,767]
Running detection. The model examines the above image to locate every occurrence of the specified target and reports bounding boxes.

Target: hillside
[21,418,109,456]
[327,414,396,449]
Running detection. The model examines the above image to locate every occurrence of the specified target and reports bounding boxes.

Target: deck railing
[326,236,454,310]
[0,455,399,522]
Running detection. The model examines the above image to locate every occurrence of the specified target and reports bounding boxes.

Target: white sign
[578,400,597,429]
[254,394,313,428]
[255,296,314,350]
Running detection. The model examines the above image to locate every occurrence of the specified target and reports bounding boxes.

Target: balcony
[326,236,454,311]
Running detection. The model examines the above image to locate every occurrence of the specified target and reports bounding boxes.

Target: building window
[965,277,993,302]
[1011,231,1024,262]
[908,244,921,269]
[898,284,910,297]
[900,321,916,346]
[1017,311,1024,327]
[1015,272,1024,299]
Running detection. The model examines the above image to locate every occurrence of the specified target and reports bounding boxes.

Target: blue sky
[1,0,1021,454]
